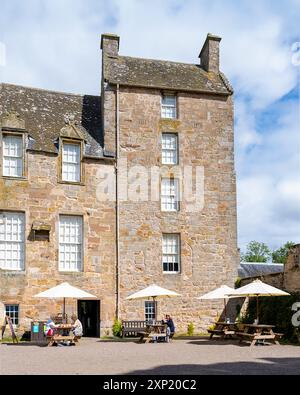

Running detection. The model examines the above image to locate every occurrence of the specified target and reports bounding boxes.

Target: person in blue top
[163,315,175,342]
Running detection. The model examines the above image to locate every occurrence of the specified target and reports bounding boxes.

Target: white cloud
[0,0,299,251]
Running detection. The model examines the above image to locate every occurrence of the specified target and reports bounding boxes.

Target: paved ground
[1,337,299,375]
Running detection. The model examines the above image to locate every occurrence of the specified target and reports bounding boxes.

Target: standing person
[164,315,175,342]
[71,314,83,338]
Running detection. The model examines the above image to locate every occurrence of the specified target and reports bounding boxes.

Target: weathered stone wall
[0,152,116,335]
[284,244,300,292]
[115,86,239,333]
[240,273,284,289]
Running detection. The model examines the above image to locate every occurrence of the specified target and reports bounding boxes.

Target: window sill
[0,269,25,274]
[1,176,27,181]
[58,270,84,274]
[162,271,181,275]
[161,163,179,166]
[160,117,178,121]
[58,180,85,186]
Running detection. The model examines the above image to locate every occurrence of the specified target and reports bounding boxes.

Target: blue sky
[0,0,299,252]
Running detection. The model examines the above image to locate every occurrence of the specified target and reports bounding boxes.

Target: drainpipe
[115,83,120,320]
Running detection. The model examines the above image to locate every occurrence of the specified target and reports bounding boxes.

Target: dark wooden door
[77,300,100,337]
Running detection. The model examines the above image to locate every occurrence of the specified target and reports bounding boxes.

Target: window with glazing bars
[162,133,178,165]
[62,142,81,182]
[2,134,23,177]
[161,95,177,119]
[145,301,156,322]
[161,178,179,212]
[5,304,19,325]
[162,234,180,273]
[0,212,25,271]
[59,215,83,272]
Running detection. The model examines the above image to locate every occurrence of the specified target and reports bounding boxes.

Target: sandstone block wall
[0,152,116,334]
[284,244,300,292]
[112,86,239,333]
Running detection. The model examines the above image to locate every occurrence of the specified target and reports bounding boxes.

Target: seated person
[163,315,175,341]
[44,315,58,337]
[71,314,83,338]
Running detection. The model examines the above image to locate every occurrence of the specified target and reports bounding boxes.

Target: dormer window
[2,134,24,177]
[161,94,177,119]
[62,141,81,183]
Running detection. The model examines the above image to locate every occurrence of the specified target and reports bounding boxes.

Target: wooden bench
[47,334,75,347]
[122,320,162,338]
[208,329,225,339]
[235,332,277,347]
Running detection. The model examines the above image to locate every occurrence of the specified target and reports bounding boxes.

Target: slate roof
[103,54,233,95]
[238,263,284,279]
[0,83,106,158]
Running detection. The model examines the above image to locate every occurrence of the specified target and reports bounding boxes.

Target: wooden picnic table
[235,323,282,347]
[208,321,238,339]
[139,323,167,343]
[47,324,79,347]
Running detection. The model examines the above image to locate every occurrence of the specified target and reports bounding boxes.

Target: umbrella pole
[256,296,259,324]
[63,298,66,323]
[224,298,227,319]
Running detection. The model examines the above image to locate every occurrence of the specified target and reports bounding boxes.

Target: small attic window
[161,94,177,119]
[31,221,51,241]
[61,141,82,183]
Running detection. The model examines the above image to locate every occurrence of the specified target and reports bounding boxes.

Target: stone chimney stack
[101,33,120,57]
[199,33,222,73]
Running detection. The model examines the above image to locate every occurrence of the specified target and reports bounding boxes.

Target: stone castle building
[0,33,239,335]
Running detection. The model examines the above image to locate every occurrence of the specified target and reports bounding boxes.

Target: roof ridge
[0,82,100,98]
[118,54,204,69]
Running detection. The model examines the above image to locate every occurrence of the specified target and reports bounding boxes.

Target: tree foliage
[241,241,271,263]
[272,242,295,264]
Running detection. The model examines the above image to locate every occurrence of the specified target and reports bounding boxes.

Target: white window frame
[0,212,25,271]
[161,94,177,119]
[162,133,178,165]
[161,178,179,212]
[162,234,180,274]
[145,301,156,323]
[5,304,19,325]
[2,133,24,178]
[61,141,81,183]
[59,215,83,272]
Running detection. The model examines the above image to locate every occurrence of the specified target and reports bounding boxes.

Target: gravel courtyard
[1,338,299,375]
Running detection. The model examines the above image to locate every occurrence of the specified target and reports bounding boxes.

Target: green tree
[272,242,295,264]
[241,241,271,263]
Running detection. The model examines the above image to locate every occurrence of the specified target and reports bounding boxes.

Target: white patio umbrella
[126,284,180,320]
[228,279,290,323]
[34,282,97,321]
[197,285,235,318]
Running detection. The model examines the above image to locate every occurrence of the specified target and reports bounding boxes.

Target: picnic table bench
[208,322,238,339]
[122,320,162,338]
[139,324,168,343]
[236,324,281,347]
[47,324,80,346]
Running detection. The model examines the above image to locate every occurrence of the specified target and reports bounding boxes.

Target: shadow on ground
[126,357,300,375]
